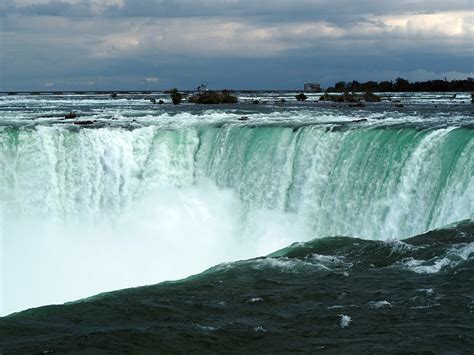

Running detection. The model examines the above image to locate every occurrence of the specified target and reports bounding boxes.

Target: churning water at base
[0,93,473,318]
[1,220,473,353]
[2,181,306,315]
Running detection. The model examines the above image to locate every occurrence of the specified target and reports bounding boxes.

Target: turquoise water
[2,125,472,239]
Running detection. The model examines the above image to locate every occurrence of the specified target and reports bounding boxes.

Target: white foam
[195,324,217,332]
[410,303,441,309]
[399,257,452,274]
[339,314,352,328]
[417,288,435,295]
[368,300,392,309]
[397,242,474,274]
[220,253,352,273]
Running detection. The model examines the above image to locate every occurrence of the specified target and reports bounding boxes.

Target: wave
[1,220,473,353]
[204,219,474,277]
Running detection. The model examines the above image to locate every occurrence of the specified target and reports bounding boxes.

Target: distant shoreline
[1,90,473,96]
[2,78,474,95]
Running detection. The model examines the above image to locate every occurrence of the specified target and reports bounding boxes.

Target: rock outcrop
[188,90,237,104]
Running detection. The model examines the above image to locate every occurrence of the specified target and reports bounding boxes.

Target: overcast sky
[1,0,473,90]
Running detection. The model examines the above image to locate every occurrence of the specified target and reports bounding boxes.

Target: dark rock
[238,116,249,121]
[220,90,238,104]
[65,112,77,119]
[344,92,359,103]
[149,98,156,104]
[110,93,118,98]
[73,120,94,125]
[158,100,164,105]
[252,100,260,105]
[320,91,379,103]
[188,90,238,104]
[349,102,365,108]
[363,92,381,102]
[296,93,308,101]
[394,103,404,108]
[319,93,344,102]
[170,88,183,105]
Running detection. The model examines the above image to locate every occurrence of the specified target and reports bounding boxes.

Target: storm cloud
[1,0,473,90]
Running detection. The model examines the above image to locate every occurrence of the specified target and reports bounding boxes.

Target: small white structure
[197,84,208,92]
[304,82,321,92]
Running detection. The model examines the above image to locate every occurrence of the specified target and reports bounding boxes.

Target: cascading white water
[196,125,473,238]
[1,124,473,315]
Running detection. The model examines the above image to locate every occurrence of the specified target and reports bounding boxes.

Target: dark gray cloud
[18,1,94,17]
[1,0,473,90]
[106,0,473,23]
[9,0,474,21]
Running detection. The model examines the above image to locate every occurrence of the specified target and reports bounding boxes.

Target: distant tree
[349,80,361,91]
[365,81,378,91]
[335,81,346,91]
[378,81,393,92]
[327,77,473,93]
[394,77,411,91]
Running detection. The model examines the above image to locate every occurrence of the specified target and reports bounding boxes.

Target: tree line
[326,77,474,92]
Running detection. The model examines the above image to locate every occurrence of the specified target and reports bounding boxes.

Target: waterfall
[1,124,473,314]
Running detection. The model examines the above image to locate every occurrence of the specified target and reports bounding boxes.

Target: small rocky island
[168,89,238,104]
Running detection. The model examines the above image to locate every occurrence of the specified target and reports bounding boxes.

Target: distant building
[468,77,474,82]
[304,82,321,92]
